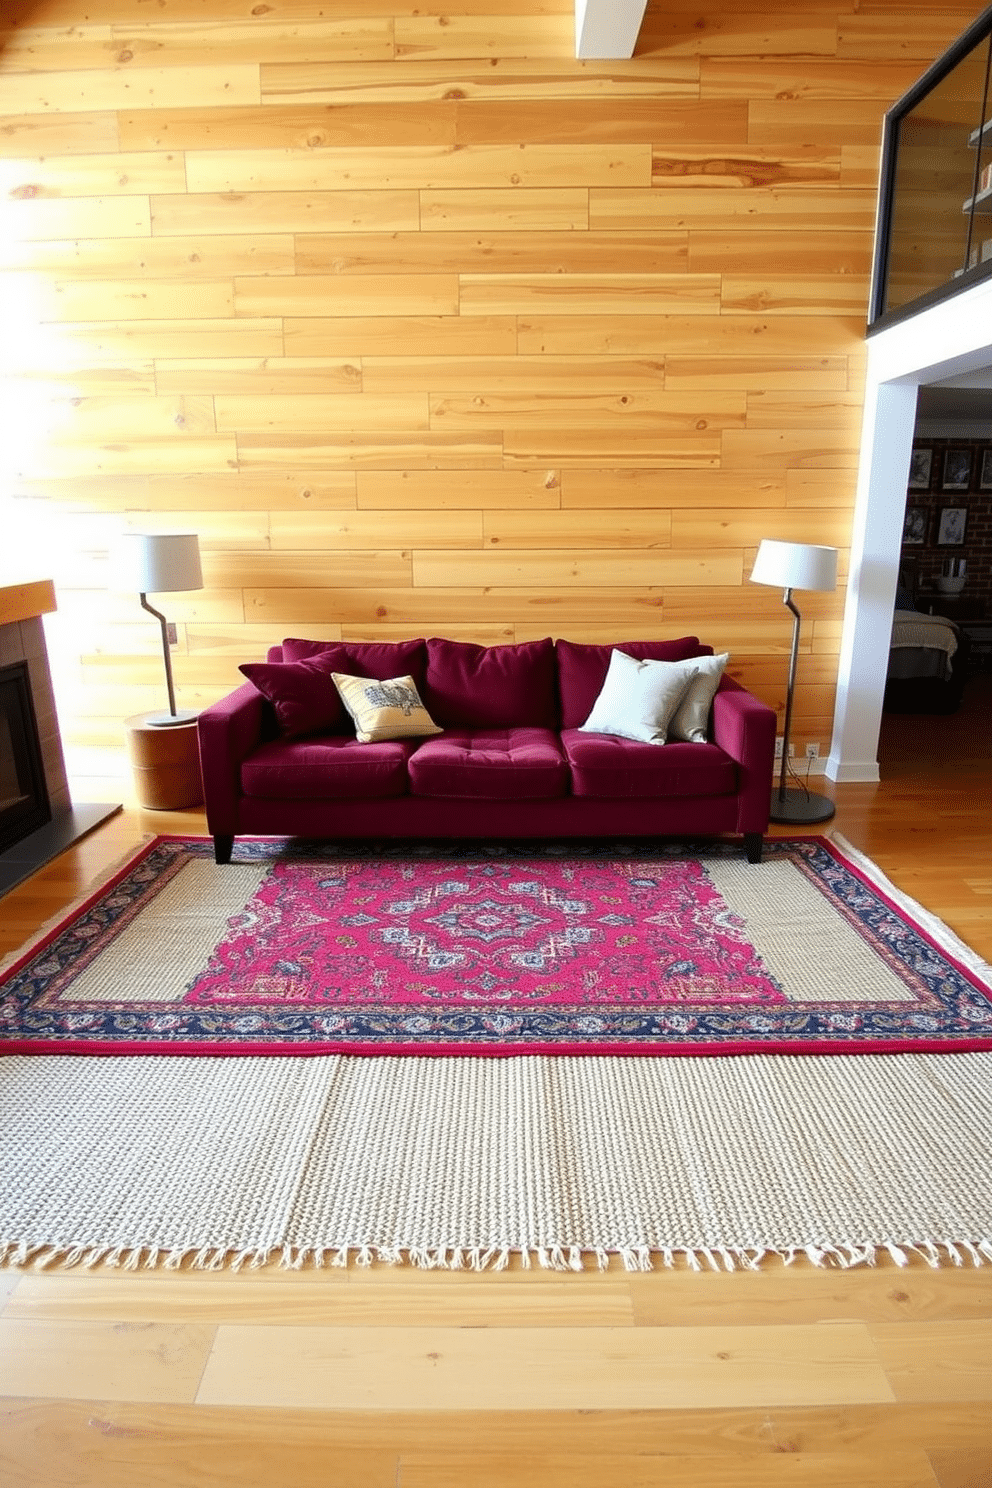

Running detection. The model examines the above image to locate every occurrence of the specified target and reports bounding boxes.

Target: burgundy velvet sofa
[197,636,776,865]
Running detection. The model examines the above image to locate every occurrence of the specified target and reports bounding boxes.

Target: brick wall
[901,438,992,608]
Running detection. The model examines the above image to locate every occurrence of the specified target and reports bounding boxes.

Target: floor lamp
[749,538,838,825]
[121,533,203,728]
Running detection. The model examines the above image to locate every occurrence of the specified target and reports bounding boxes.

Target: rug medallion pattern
[2,836,992,1055]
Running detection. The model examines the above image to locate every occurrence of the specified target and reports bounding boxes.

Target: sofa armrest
[711,677,776,833]
[196,682,266,835]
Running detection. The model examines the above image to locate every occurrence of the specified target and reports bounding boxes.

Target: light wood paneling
[125,103,453,153]
[236,431,504,470]
[361,356,666,394]
[428,392,745,430]
[483,510,673,548]
[0,151,185,196]
[356,469,562,509]
[458,274,722,316]
[149,189,421,236]
[270,511,482,550]
[837,12,978,61]
[394,14,574,63]
[699,57,923,100]
[0,235,295,279]
[154,360,361,397]
[233,274,459,319]
[0,0,961,751]
[127,473,358,511]
[258,55,699,107]
[637,13,840,58]
[39,319,285,361]
[420,188,589,231]
[0,18,395,71]
[215,393,429,432]
[0,65,261,114]
[411,550,743,588]
[1,195,151,241]
[185,144,651,193]
[0,111,120,157]
[589,186,877,231]
[29,277,234,322]
[295,231,689,275]
[516,314,866,355]
[284,315,518,357]
[560,470,789,508]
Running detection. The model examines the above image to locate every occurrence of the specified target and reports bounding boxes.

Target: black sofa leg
[214,834,234,865]
[743,833,763,864]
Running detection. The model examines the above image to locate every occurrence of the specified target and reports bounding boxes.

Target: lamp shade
[749,539,837,593]
[121,533,203,594]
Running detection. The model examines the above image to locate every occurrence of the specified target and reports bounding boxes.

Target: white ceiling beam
[574,0,649,58]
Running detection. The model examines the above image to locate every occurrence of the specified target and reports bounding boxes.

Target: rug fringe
[3,1239,992,1273]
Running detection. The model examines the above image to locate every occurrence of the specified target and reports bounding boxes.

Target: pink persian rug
[2,834,992,1056]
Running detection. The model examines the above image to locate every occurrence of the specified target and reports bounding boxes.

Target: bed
[884,608,970,714]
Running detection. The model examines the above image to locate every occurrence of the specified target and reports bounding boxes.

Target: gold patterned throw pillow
[331,673,443,744]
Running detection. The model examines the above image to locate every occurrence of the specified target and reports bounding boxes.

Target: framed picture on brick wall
[908,446,932,490]
[980,447,992,491]
[942,447,973,492]
[902,505,927,544]
[937,507,968,546]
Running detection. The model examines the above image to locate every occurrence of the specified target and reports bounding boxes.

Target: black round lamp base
[769,787,836,825]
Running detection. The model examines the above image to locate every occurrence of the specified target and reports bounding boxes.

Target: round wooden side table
[124,713,203,810]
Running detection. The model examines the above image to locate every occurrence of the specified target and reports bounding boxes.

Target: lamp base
[144,709,199,729]
[769,787,836,825]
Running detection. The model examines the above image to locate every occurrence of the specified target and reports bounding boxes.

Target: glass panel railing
[870,7,992,329]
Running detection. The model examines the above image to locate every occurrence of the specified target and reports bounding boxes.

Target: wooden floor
[0,687,990,1488]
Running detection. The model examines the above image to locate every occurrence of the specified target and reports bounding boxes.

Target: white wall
[827,274,992,782]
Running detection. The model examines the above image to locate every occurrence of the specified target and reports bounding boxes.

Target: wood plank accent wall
[0,0,977,755]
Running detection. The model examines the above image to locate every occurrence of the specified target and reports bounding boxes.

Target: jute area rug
[1,835,991,1271]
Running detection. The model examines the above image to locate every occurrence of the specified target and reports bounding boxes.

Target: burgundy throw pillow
[239,655,345,738]
[556,637,710,730]
[280,637,427,687]
[423,637,558,728]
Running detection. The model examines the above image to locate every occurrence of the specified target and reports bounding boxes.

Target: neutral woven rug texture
[2,1047,992,1271]
[1,834,991,1271]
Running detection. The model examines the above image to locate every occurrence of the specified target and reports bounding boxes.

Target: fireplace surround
[0,579,119,895]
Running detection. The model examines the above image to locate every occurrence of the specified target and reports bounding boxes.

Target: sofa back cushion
[423,637,559,728]
[243,639,427,738]
[556,637,711,730]
[280,637,427,687]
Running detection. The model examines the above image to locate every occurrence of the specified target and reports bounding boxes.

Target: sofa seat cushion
[241,735,415,800]
[561,730,738,799]
[408,728,569,800]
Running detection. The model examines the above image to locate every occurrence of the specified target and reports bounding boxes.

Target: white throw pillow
[331,673,443,744]
[579,649,700,746]
[669,652,730,743]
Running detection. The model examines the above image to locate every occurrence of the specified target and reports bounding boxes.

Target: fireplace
[0,661,52,852]
[0,580,119,894]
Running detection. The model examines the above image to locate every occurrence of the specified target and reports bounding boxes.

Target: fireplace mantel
[0,579,57,628]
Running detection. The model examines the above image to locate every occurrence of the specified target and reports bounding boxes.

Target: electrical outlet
[774,737,784,759]
[166,622,178,646]
[805,742,820,760]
